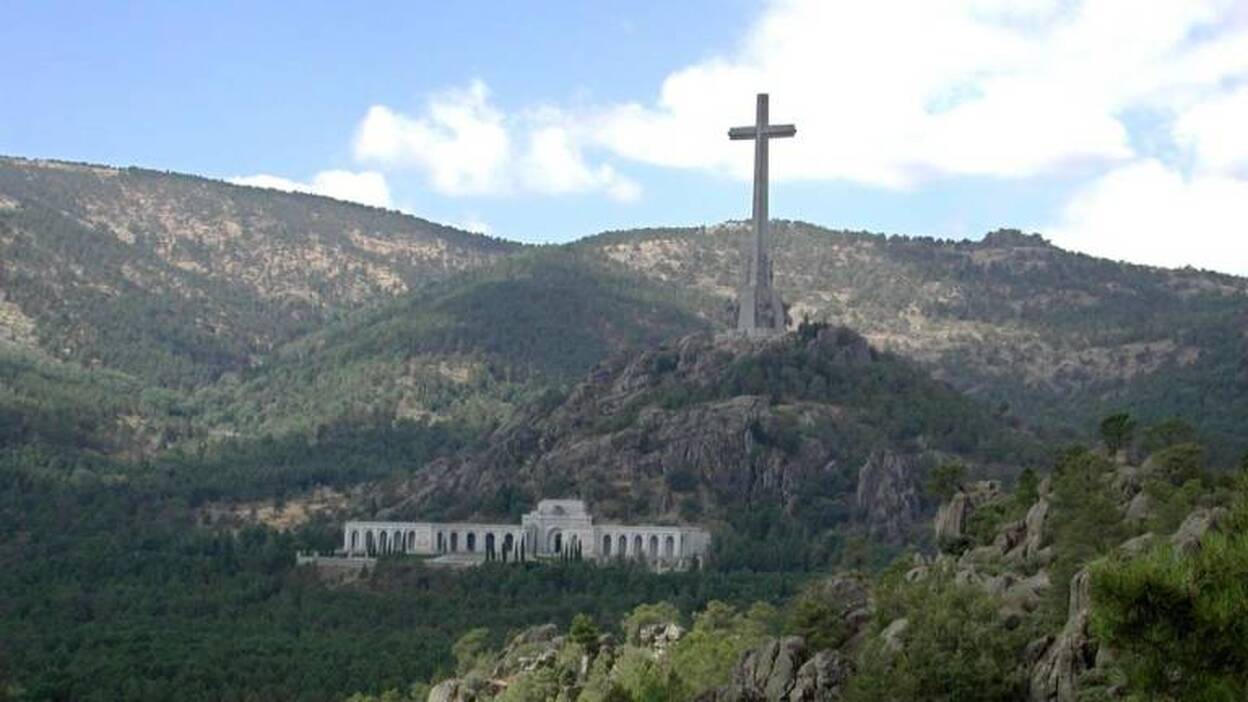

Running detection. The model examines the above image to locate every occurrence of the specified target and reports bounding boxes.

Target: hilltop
[581,223,1248,459]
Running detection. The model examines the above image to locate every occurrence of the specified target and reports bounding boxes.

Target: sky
[2,1,1246,275]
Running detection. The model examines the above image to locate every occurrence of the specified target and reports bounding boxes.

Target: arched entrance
[618,534,627,556]
[466,533,477,552]
[503,533,514,558]
[602,534,612,557]
[379,531,389,554]
[451,532,459,551]
[549,529,563,555]
[437,532,445,552]
[633,534,643,558]
[664,535,675,559]
[485,533,496,558]
[365,530,375,556]
[649,535,659,559]
[350,530,359,554]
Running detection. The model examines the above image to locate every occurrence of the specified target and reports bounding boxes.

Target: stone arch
[633,534,643,557]
[503,533,514,557]
[393,530,402,553]
[649,535,659,559]
[379,531,389,554]
[618,534,628,556]
[350,530,359,553]
[486,533,496,556]
[550,529,564,555]
[451,532,459,552]
[602,534,612,557]
[365,530,376,556]
[467,532,477,552]
[436,532,445,553]
[407,530,416,552]
[664,535,675,559]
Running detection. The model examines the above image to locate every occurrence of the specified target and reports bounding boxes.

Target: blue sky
[2,1,1246,273]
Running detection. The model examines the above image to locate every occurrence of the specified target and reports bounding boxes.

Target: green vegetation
[582,224,1248,463]
[1099,412,1135,454]
[849,567,1033,701]
[1090,477,1248,699]
[925,460,966,502]
[0,460,801,701]
[3,160,1248,700]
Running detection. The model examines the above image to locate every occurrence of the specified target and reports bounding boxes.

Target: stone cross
[729,93,795,335]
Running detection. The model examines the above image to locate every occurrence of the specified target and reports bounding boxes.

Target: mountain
[581,223,1248,460]
[376,325,1044,569]
[0,156,517,387]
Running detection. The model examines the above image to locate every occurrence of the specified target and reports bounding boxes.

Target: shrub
[926,461,966,502]
[621,602,681,645]
[848,570,1031,701]
[1099,412,1136,454]
[1090,499,1248,699]
[1151,442,1206,486]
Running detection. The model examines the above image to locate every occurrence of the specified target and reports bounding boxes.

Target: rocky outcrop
[701,637,853,701]
[637,622,685,657]
[427,676,500,702]
[392,329,1027,537]
[933,481,1004,546]
[880,618,908,654]
[856,452,921,542]
[805,574,873,650]
[1029,569,1096,701]
[1001,495,1051,565]
[491,623,564,678]
[1169,507,1228,554]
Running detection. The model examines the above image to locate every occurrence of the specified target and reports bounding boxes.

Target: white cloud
[1174,86,1248,176]
[1047,159,1248,275]
[354,82,510,196]
[229,170,392,209]
[1045,83,1248,276]
[353,80,639,202]
[592,0,1247,187]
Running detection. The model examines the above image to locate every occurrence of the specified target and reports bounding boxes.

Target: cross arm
[728,124,797,140]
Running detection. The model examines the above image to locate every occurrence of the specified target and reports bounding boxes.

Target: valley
[1,157,1246,700]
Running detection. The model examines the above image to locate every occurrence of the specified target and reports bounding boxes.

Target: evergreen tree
[1100,412,1136,455]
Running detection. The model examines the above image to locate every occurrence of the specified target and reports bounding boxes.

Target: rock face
[1029,569,1097,701]
[856,452,921,542]
[392,329,1028,541]
[637,622,686,657]
[702,637,853,702]
[491,623,564,678]
[933,481,1004,546]
[1170,507,1228,554]
[427,676,499,702]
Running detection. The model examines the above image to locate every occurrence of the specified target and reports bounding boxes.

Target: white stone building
[342,499,710,568]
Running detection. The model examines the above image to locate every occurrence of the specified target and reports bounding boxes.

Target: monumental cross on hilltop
[729,93,795,336]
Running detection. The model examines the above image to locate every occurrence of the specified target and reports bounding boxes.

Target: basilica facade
[341,499,710,568]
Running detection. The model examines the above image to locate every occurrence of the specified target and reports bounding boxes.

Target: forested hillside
[0,157,516,387]
[2,157,1247,701]
[583,224,1248,460]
